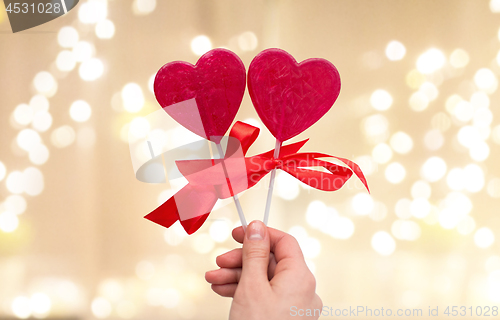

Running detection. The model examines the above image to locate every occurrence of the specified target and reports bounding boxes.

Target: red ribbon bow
[145,121,369,234]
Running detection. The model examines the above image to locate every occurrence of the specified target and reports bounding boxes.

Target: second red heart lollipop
[247,48,341,142]
[154,48,246,143]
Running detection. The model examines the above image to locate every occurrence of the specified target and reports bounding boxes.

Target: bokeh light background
[1,0,500,319]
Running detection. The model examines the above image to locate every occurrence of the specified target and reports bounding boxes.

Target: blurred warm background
[1,0,500,319]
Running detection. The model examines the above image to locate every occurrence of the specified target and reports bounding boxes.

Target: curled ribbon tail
[286,152,370,193]
[329,155,370,193]
[281,157,353,191]
[145,184,217,235]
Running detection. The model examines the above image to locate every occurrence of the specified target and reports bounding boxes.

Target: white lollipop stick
[215,143,248,231]
[263,139,282,225]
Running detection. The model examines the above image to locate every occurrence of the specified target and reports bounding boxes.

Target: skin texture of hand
[205,220,322,320]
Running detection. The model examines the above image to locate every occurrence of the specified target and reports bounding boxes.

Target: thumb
[239,220,271,288]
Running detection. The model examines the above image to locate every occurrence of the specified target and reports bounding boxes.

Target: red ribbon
[145,121,370,234]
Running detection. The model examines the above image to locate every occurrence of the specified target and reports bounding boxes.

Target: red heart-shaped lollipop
[247,48,341,142]
[154,48,246,143]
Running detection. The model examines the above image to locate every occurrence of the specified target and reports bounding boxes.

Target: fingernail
[247,220,265,241]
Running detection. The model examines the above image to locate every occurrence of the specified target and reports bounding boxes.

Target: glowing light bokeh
[419,81,438,101]
[389,131,413,154]
[29,144,50,165]
[30,293,51,318]
[409,91,429,112]
[406,69,426,89]
[463,164,485,193]
[30,95,49,113]
[438,207,460,229]
[474,68,497,91]
[11,296,31,319]
[6,171,24,194]
[421,157,447,182]
[122,83,145,113]
[70,100,92,123]
[23,167,44,196]
[469,141,490,162]
[493,124,500,145]
[446,168,465,191]
[471,91,490,108]
[444,192,472,216]
[4,195,27,214]
[473,107,493,128]
[457,125,481,149]
[191,35,212,56]
[372,143,392,164]
[56,50,77,72]
[0,161,5,182]
[424,129,444,150]
[51,125,76,148]
[322,215,355,240]
[371,231,396,256]
[370,89,393,111]
[128,117,151,140]
[299,237,322,259]
[453,100,474,122]
[410,198,431,219]
[164,222,186,246]
[209,220,231,243]
[474,227,495,248]
[95,19,115,39]
[276,171,300,200]
[33,71,56,94]
[238,31,258,51]
[351,193,374,215]
[17,129,42,152]
[57,26,79,48]
[13,104,34,126]
[0,211,19,233]
[445,94,463,114]
[491,0,500,12]
[449,48,469,68]
[416,48,445,74]
[306,200,328,229]
[73,41,94,62]
[487,178,500,198]
[162,288,181,308]
[32,111,53,132]
[363,114,389,142]
[91,297,112,319]
[385,40,406,61]
[79,58,104,81]
[133,0,157,15]
[385,162,406,184]
[79,0,108,24]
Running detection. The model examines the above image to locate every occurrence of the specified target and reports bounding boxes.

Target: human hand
[205,220,322,320]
